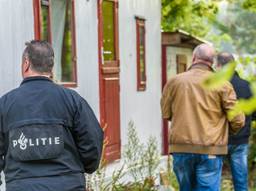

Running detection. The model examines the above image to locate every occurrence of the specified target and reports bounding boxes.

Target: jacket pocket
[9,124,64,161]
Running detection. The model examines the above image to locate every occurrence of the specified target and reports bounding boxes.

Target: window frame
[135,17,146,91]
[33,0,77,88]
[100,0,120,73]
[33,0,52,43]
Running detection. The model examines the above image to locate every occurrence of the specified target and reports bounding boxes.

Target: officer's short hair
[23,40,54,74]
[217,52,235,66]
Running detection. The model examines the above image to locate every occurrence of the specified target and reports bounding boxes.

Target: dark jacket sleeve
[246,84,256,121]
[221,82,245,134]
[246,86,256,121]
[252,111,256,121]
[73,97,104,174]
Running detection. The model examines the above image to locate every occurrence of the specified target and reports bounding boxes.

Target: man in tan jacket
[161,44,245,191]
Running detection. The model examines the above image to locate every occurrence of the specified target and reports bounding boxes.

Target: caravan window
[33,0,77,87]
[40,0,51,42]
[136,18,146,91]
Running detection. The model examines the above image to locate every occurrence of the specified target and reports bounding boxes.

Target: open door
[98,0,121,162]
[176,54,187,74]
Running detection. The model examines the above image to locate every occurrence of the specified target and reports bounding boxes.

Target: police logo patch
[9,124,64,161]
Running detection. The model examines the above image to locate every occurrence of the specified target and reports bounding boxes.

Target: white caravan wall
[166,47,193,79]
[74,0,100,118]
[119,0,162,146]
[0,0,34,97]
[0,1,34,190]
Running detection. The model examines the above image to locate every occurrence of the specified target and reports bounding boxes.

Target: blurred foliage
[203,56,256,116]
[161,0,219,37]
[202,61,236,90]
[243,0,256,12]
[221,178,233,191]
[162,0,256,54]
[209,0,256,54]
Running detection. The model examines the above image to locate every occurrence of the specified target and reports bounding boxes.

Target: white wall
[0,0,34,97]
[0,1,34,190]
[166,46,193,79]
[119,0,162,147]
[74,0,100,118]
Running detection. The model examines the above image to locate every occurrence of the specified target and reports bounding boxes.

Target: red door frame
[162,45,169,155]
[98,0,121,162]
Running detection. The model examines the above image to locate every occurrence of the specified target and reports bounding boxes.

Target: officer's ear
[23,57,31,73]
[21,57,31,79]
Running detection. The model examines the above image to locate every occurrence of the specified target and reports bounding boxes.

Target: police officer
[0,40,104,191]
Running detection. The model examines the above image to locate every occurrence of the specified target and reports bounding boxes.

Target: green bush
[86,121,162,191]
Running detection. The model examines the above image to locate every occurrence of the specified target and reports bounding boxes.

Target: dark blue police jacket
[0,76,104,191]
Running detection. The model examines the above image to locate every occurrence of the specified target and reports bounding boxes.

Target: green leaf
[251,82,256,96]
[229,98,256,119]
[202,61,236,90]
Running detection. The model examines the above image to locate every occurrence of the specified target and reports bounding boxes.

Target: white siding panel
[0,0,34,97]
[119,0,162,146]
[0,1,34,190]
[166,47,193,79]
[74,0,100,118]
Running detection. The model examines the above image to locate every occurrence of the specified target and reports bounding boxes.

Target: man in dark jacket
[217,52,255,191]
[0,40,104,191]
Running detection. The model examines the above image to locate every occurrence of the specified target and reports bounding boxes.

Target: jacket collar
[21,76,52,86]
[188,62,214,72]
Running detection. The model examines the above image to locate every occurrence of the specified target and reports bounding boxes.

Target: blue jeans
[172,153,223,191]
[227,144,248,191]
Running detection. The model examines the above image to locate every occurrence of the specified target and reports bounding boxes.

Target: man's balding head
[192,43,215,66]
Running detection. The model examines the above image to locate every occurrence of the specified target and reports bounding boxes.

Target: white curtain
[51,0,67,82]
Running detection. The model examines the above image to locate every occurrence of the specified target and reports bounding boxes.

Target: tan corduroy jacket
[161,64,245,155]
